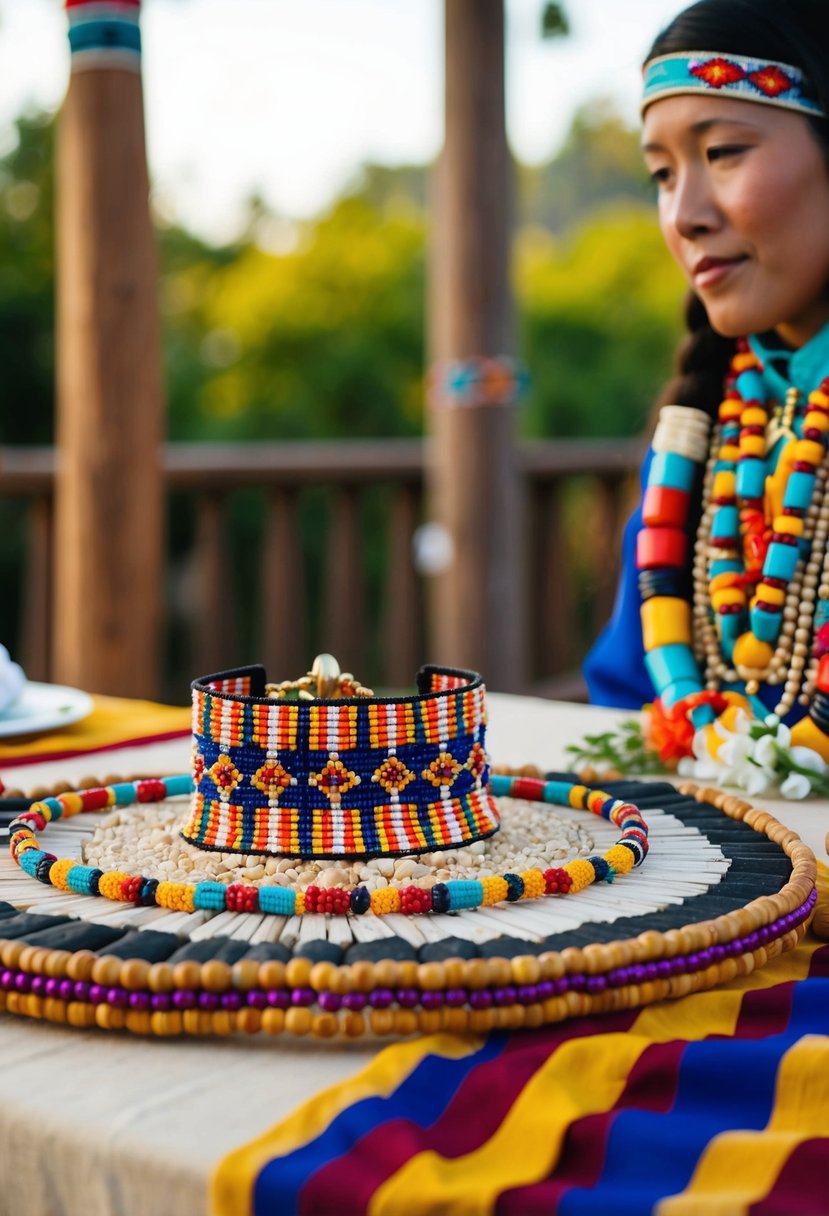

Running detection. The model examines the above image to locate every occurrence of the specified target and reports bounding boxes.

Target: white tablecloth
[0,696,826,1216]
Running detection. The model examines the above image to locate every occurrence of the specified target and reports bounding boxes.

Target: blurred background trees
[0,96,685,452]
[0,95,687,683]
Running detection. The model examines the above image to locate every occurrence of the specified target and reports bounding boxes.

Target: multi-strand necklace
[637,338,829,743]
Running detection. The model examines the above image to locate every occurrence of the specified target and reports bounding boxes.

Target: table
[0,695,826,1216]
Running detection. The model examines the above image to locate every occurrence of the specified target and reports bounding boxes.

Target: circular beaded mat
[0,779,817,1039]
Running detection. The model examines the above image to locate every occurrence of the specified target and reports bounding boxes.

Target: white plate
[0,682,94,738]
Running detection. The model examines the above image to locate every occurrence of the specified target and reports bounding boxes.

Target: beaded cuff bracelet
[182,662,499,859]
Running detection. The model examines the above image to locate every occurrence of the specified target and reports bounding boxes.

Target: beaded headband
[642,52,824,117]
[181,660,499,859]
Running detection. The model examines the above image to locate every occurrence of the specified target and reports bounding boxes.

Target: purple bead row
[1,889,815,1015]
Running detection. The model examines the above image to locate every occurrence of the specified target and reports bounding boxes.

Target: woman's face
[642,94,829,346]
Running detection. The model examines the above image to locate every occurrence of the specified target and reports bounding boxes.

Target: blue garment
[583,320,829,710]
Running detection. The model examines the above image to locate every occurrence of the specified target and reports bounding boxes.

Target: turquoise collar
[748,319,829,401]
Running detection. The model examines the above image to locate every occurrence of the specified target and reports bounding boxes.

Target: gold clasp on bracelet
[266,654,375,701]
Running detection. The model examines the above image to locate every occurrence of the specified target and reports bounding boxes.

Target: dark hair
[646,0,829,418]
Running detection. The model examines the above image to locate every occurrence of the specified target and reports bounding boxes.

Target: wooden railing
[0,438,642,700]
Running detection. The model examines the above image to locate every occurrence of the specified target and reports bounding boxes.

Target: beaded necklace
[637,340,829,749]
[7,772,648,919]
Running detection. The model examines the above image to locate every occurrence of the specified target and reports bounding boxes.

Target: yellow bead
[740,435,765,457]
[712,471,736,499]
[710,571,741,593]
[740,406,767,427]
[773,514,804,537]
[794,439,825,466]
[755,582,786,606]
[719,401,743,421]
[641,596,692,650]
[732,632,774,669]
[790,716,829,762]
[809,389,829,409]
[731,353,758,373]
[720,444,741,461]
[711,587,746,610]
[805,410,829,432]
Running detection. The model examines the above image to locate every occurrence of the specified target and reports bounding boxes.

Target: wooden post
[427,0,524,690]
[53,0,164,698]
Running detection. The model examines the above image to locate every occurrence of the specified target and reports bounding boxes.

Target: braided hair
[645,0,829,420]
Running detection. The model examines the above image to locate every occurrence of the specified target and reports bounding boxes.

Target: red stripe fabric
[0,727,190,769]
[749,1139,829,1215]
[299,1013,639,1216]
[497,1039,686,1213]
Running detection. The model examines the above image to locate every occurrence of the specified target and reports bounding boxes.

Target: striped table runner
[214,930,829,1216]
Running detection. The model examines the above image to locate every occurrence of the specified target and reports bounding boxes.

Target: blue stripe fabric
[253,1034,508,1216]
[557,978,829,1214]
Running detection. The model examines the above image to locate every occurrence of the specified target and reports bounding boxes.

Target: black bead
[430,882,450,913]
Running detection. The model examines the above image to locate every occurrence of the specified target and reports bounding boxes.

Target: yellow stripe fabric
[657,1035,829,1216]
[370,942,821,1216]
[369,1032,649,1216]
[211,1033,484,1216]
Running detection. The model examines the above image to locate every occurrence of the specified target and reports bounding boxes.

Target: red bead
[793,461,816,472]
[510,777,545,801]
[818,654,829,694]
[81,787,111,811]
[754,601,781,614]
[804,428,823,442]
[642,485,690,528]
[136,779,167,803]
[636,527,686,569]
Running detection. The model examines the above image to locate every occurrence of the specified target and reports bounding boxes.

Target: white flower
[772,722,791,748]
[752,734,779,770]
[789,746,828,775]
[739,764,774,797]
[780,772,812,800]
[718,732,753,769]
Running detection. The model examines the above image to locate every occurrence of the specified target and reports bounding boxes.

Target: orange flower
[642,699,695,765]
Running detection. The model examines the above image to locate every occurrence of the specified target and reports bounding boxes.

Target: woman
[583,0,829,772]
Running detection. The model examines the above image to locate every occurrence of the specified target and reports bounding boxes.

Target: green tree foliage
[162,194,425,442]
[518,205,686,439]
[0,98,685,450]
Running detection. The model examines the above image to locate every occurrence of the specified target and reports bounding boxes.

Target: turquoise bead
[661,679,704,708]
[447,880,484,910]
[645,644,701,699]
[710,505,739,539]
[710,558,743,579]
[163,774,193,798]
[193,881,227,911]
[650,451,695,492]
[736,369,766,402]
[735,458,766,500]
[750,606,781,643]
[258,886,296,915]
[43,796,64,821]
[543,781,575,804]
[783,471,816,511]
[764,541,798,581]
[690,704,715,729]
[111,783,138,805]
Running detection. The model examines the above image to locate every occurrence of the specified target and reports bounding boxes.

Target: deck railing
[0,438,642,700]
